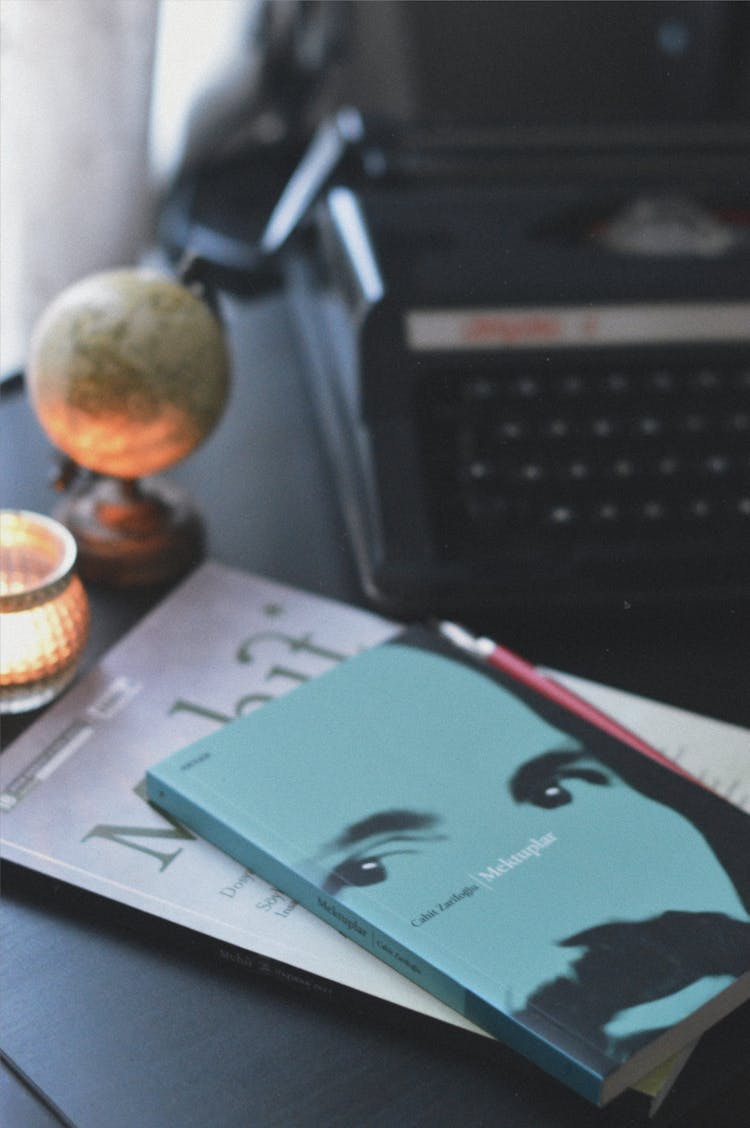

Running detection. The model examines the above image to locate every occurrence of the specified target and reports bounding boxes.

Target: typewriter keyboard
[418,361,750,594]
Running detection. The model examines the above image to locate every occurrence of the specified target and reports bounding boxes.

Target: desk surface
[1,293,748,1128]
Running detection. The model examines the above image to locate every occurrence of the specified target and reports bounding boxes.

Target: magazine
[2,560,748,1101]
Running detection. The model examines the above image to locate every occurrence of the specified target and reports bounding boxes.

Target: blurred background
[3,0,749,378]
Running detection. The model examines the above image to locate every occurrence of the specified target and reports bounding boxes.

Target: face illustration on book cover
[299,637,750,1067]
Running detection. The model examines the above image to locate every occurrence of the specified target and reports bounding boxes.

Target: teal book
[147,627,750,1106]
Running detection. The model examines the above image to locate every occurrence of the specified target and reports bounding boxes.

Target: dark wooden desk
[1,294,748,1127]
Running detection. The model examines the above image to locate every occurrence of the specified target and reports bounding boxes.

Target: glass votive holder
[0,510,90,714]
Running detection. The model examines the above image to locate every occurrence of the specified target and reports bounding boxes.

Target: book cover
[147,626,750,1106]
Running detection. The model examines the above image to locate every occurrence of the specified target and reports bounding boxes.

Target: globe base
[55,476,204,587]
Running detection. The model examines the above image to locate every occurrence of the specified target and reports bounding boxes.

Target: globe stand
[54,475,204,588]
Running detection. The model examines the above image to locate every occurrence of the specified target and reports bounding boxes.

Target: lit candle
[0,510,89,713]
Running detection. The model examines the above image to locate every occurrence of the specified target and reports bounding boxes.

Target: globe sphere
[27,269,230,478]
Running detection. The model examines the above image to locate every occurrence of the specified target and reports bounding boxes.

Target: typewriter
[278,112,749,617]
[162,2,750,617]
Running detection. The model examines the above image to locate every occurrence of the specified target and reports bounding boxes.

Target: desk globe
[27,268,230,586]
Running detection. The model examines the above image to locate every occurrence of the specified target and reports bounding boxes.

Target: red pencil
[437,621,692,778]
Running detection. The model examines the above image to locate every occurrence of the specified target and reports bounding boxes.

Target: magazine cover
[1,563,484,1032]
[3,559,748,1107]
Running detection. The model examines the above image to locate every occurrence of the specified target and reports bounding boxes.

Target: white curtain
[0,0,259,377]
[0,0,159,375]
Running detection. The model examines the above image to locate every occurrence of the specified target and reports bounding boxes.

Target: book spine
[146,773,603,1105]
[3,857,538,1075]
